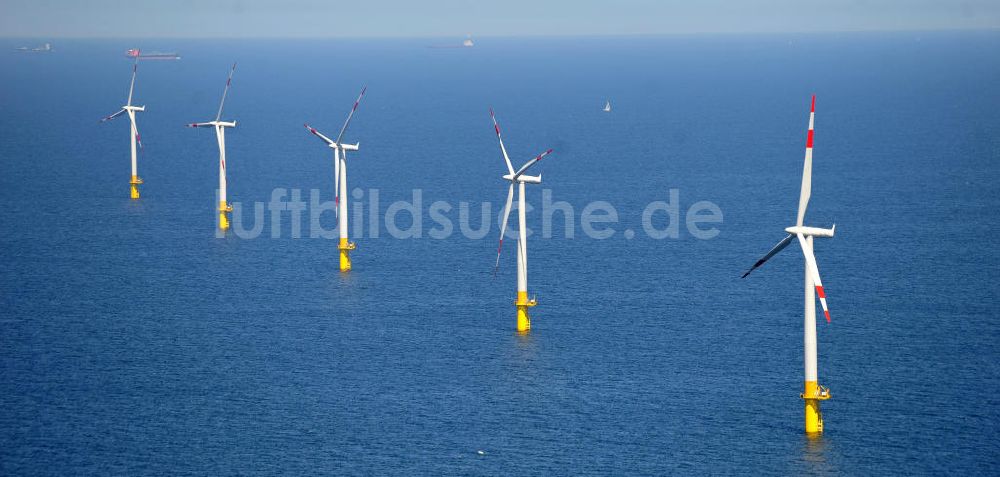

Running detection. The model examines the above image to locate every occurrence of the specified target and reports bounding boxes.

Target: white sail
[603,101,611,112]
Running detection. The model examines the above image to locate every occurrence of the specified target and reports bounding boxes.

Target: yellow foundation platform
[219,201,233,231]
[515,291,537,333]
[801,380,830,434]
[130,176,143,200]
[339,238,356,271]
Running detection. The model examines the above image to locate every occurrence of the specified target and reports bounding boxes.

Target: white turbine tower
[742,95,835,435]
[187,64,237,231]
[490,109,555,333]
[304,86,366,271]
[100,51,145,199]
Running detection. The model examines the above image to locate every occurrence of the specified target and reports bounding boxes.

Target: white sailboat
[603,100,612,112]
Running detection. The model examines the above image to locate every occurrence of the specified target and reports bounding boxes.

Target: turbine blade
[100,109,126,122]
[796,233,831,323]
[512,148,554,180]
[490,108,515,174]
[215,63,236,122]
[304,123,335,145]
[335,86,367,146]
[334,149,341,218]
[493,183,515,276]
[127,51,138,106]
[741,234,794,278]
[797,95,815,226]
[516,234,527,285]
[132,120,143,149]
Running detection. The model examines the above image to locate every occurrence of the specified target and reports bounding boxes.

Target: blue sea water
[1,32,998,475]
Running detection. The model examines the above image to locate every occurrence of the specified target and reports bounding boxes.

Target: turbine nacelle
[330,142,359,151]
[124,105,145,112]
[784,225,835,238]
[502,173,541,184]
[188,120,237,128]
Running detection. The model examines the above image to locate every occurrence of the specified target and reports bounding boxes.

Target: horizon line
[2,27,999,41]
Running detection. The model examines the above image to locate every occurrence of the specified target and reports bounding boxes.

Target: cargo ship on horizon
[126,49,180,60]
[16,43,53,53]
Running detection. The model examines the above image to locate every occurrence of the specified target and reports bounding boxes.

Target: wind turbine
[100,51,145,199]
[304,86,366,271]
[742,95,835,435]
[187,63,237,231]
[490,109,555,333]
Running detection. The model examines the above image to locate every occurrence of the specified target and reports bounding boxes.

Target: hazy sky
[2,0,998,38]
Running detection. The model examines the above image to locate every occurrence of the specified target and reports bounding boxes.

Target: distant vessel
[16,43,52,53]
[126,49,180,60]
[603,100,612,112]
[427,36,476,49]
